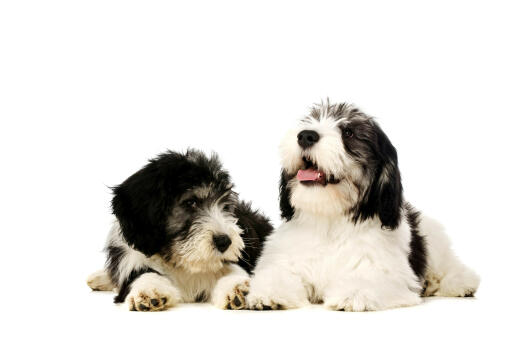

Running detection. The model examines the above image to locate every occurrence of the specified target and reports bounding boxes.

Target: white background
[1,1,510,339]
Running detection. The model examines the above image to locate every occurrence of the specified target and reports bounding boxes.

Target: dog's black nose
[213,234,232,253]
[297,130,320,149]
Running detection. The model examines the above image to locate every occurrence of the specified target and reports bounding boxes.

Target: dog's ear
[360,123,403,229]
[279,170,295,221]
[111,154,179,256]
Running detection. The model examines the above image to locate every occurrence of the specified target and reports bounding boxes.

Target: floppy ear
[359,124,403,229]
[373,125,403,229]
[375,161,403,229]
[111,155,178,256]
[279,170,295,221]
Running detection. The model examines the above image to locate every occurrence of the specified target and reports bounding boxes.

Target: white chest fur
[251,212,418,305]
[148,257,229,302]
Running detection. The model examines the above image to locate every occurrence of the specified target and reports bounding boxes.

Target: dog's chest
[161,266,225,303]
[280,218,387,278]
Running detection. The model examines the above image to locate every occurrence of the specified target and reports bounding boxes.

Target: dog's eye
[343,128,354,138]
[183,198,198,209]
[223,205,232,213]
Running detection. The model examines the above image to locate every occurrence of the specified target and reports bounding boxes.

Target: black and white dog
[87,149,273,311]
[245,101,480,311]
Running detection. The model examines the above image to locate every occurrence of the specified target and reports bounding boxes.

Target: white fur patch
[420,216,480,297]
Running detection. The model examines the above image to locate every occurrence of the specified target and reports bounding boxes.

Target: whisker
[237,255,252,267]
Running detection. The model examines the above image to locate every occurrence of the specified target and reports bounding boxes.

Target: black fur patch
[234,201,273,273]
[404,202,427,279]
[114,268,160,303]
[279,170,295,221]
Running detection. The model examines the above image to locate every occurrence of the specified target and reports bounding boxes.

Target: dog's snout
[297,130,320,149]
[213,234,232,253]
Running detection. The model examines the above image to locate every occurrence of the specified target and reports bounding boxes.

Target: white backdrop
[1,1,510,339]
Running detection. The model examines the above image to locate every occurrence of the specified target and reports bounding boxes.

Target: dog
[87,149,273,311]
[244,101,480,311]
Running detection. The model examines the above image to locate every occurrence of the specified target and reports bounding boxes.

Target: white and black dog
[245,101,480,311]
[87,149,273,311]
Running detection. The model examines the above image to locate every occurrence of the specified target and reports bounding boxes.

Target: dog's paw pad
[224,281,250,310]
[128,290,174,312]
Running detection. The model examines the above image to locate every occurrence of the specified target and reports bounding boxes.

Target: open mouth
[297,156,340,186]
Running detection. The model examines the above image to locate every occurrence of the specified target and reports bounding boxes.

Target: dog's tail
[419,215,480,297]
[87,269,115,291]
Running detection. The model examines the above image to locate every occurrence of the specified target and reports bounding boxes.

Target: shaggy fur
[245,101,480,311]
[87,149,273,311]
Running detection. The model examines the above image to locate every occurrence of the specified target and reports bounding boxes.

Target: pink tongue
[297,169,323,182]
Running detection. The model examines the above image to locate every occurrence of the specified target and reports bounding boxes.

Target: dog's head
[112,149,244,274]
[279,100,403,229]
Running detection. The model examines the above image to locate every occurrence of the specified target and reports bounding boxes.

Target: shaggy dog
[87,149,272,311]
[245,101,480,311]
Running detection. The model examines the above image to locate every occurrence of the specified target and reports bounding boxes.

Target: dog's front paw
[325,291,379,312]
[127,273,180,312]
[246,294,284,311]
[212,276,250,310]
[325,288,421,312]
[128,290,173,311]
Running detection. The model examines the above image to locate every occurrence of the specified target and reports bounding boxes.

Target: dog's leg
[420,216,480,297]
[86,269,115,291]
[211,264,250,310]
[103,228,181,311]
[246,267,309,310]
[124,272,181,311]
[324,237,423,312]
[324,274,423,312]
